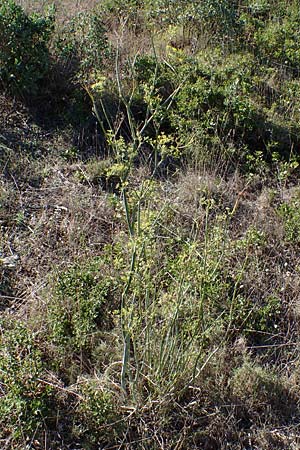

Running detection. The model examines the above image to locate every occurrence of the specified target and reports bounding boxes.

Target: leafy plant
[60,9,109,81]
[75,378,120,442]
[278,194,300,245]
[254,9,300,69]
[0,0,54,96]
[0,319,52,443]
[49,259,115,351]
[231,358,287,413]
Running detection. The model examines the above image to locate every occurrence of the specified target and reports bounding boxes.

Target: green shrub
[0,0,54,96]
[239,1,300,70]
[255,18,300,69]
[49,260,115,351]
[278,194,300,244]
[231,359,288,414]
[147,0,240,42]
[158,51,262,165]
[0,319,52,443]
[75,378,119,439]
[54,8,109,82]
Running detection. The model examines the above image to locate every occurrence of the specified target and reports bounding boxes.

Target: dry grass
[1,161,117,310]
[16,0,99,21]
[2,80,300,450]
[2,1,300,448]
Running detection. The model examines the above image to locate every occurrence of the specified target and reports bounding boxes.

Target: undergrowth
[1,0,300,449]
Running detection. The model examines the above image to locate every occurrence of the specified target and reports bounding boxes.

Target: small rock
[0,254,19,268]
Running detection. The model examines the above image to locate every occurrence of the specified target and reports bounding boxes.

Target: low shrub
[73,378,121,446]
[0,319,52,444]
[231,358,292,416]
[48,259,117,352]
[278,193,300,245]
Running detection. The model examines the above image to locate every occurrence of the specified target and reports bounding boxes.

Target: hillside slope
[1,1,300,448]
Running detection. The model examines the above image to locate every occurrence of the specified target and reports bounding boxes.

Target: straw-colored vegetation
[1,0,300,448]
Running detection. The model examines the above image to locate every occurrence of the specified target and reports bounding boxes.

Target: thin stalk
[198,203,210,324]
[120,244,137,391]
[122,188,134,237]
[225,250,249,340]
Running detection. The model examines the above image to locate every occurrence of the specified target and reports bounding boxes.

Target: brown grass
[16,0,99,21]
[2,2,300,449]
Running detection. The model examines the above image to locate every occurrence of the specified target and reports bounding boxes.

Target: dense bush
[148,0,240,42]
[49,259,115,352]
[54,9,109,82]
[89,46,299,174]
[0,0,54,96]
[253,7,300,69]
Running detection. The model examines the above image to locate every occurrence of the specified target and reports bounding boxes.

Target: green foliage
[231,359,287,413]
[53,8,109,85]
[77,379,117,427]
[170,51,259,141]
[49,260,115,350]
[67,0,300,172]
[145,0,240,42]
[0,0,54,95]
[124,50,263,167]
[239,1,300,69]
[99,0,240,42]
[3,0,300,447]
[278,194,300,244]
[255,18,300,68]
[0,319,51,442]
[79,382,115,424]
[91,45,300,172]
